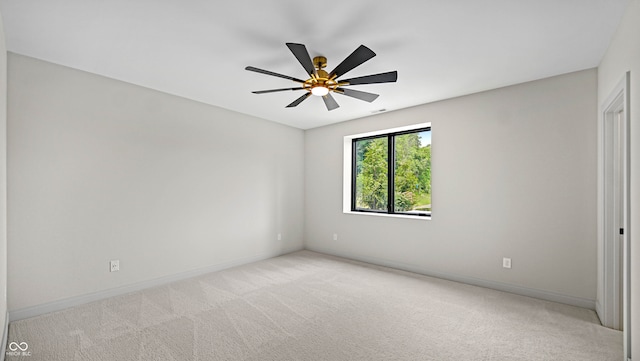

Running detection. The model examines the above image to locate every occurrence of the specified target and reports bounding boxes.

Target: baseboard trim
[306,246,596,310]
[9,246,302,322]
[8,245,597,321]
[595,300,603,324]
[1,311,9,361]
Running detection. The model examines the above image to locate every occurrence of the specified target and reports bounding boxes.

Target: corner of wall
[0,7,9,359]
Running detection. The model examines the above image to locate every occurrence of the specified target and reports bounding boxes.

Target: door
[598,71,630,360]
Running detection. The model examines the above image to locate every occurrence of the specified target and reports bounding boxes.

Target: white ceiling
[0,0,630,129]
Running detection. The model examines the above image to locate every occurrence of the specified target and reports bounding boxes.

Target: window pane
[394,130,431,214]
[354,137,388,211]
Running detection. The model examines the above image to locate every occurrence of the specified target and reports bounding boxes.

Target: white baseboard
[9,246,302,322]
[7,244,597,322]
[306,246,596,310]
[1,311,8,361]
[595,300,603,324]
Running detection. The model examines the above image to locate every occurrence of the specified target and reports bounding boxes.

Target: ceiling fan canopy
[246,43,398,111]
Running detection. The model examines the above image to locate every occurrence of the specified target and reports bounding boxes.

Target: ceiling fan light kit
[311,85,329,96]
[246,43,398,111]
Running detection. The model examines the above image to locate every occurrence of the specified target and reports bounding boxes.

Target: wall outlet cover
[110,260,120,272]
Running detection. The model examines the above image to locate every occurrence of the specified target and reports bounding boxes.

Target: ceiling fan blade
[329,45,376,79]
[252,87,305,94]
[245,66,306,83]
[322,93,340,111]
[286,43,316,76]
[335,88,379,102]
[340,71,398,85]
[286,92,312,108]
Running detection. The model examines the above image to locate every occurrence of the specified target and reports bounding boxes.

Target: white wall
[305,69,597,305]
[7,53,304,312]
[0,7,8,345]
[598,0,639,356]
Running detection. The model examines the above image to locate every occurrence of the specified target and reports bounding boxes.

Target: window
[351,127,431,217]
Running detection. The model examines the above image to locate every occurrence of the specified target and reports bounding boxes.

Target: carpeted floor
[6,250,622,360]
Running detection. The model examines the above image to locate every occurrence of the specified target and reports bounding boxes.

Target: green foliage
[355,137,388,210]
[355,132,431,212]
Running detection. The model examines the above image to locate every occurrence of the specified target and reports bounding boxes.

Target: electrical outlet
[277,233,282,241]
[110,260,120,272]
[502,257,512,269]
[333,233,338,241]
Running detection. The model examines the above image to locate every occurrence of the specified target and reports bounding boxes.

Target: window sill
[344,211,431,221]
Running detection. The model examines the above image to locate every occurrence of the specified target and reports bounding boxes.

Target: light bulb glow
[311,86,329,96]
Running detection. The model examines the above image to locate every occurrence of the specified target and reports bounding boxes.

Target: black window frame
[351,127,431,217]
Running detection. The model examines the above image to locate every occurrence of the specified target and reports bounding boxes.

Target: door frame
[597,71,630,358]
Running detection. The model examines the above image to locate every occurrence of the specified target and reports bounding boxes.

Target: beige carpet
[6,250,622,360]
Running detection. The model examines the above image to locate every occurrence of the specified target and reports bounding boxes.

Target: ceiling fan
[245,43,398,111]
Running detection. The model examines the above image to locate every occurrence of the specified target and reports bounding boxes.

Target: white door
[598,72,630,360]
